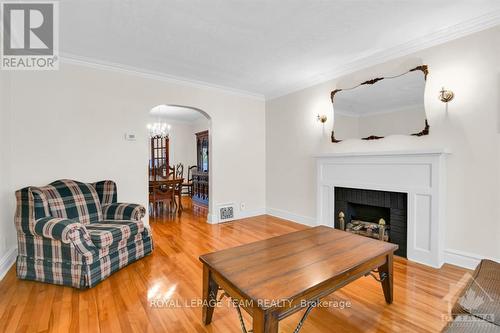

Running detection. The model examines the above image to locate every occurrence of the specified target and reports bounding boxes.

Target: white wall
[168,120,197,170]
[0,72,17,279]
[168,117,210,171]
[266,26,500,263]
[192,117,210,136]
[8,62,266,228]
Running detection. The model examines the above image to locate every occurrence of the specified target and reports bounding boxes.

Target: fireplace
[315,150,448,267]
[334,187,407,257]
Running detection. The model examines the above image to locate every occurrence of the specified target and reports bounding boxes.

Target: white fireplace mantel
[315,149,449,268]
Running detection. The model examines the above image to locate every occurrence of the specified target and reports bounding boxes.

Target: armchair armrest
[33,217,98,259]
[34,217,88,243]
[102,203,146,221]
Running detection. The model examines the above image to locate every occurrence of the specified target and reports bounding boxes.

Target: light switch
[124,133,137,141]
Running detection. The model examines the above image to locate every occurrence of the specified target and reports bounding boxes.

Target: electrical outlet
[240,202,246,211]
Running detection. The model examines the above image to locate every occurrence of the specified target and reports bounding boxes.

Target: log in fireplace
[334,187,407,257]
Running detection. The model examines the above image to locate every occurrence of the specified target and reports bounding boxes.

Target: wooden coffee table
[199,226,398,333]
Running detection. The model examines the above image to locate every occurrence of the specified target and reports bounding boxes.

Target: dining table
[149,176,184,215]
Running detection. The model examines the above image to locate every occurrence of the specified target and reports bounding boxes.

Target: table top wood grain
[200,226,398,306]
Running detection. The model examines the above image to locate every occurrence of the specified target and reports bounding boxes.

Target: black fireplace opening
[348,202,390,224]
[335,187,407,258]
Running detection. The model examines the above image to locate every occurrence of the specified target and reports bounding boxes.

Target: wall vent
[219,204,235,222]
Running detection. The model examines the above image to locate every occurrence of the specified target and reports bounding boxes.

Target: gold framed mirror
[330,65,429,143]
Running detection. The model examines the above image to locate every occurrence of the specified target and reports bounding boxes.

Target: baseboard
[207,213,218,224]
[0,247,17,281]
[237,208,267,220]
[444,248,499,270]
[266,207,316,226]
[208,207,267,224]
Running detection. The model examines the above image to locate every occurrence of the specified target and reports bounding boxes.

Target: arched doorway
[147,104,211,220]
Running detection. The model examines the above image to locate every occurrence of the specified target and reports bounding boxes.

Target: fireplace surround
[316,149,448,268]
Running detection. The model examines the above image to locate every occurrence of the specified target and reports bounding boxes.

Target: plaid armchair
[14,179,153,288]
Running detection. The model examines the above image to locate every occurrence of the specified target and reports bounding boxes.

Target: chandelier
[147,121,171,138]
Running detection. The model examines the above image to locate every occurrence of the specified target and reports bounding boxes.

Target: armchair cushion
[102,203,146,221]
[85,220,145,248]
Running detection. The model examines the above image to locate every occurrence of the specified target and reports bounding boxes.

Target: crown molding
[267,10,500,100]
[59,53,265,101]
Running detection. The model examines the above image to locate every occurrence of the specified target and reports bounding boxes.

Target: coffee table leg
[202,265,219,325]
[379,253,393,304]
[253,309,278,333]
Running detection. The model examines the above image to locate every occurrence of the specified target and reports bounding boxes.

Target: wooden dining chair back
[149,182,176,217]
[187,165,196,182]
[176,163,184,179]
[168,165,175,178]
[182,165,197,196]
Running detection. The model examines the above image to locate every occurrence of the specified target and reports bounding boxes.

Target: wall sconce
[439,87,454,103]
[317,114,327,123]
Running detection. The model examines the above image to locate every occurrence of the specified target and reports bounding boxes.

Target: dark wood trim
[195,130,209,172]
[330,65,430,143]
[331,130,342,143]
[360,77,384,86]
[195,130,209,137]
[411,119,430,137]
[149,136,169,179]
[361,135,385,141]
[330,89,342,103]
[410,64,429,80]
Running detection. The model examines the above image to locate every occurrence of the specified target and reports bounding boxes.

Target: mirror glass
[332,69,427,140]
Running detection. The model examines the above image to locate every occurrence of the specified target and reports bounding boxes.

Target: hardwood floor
[0,198,468,332]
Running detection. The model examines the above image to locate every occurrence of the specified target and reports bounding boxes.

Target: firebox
[334,187,407,257]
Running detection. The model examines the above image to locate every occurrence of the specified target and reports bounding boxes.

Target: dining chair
[168,165,175,178]
[176,163,184,179]
[149,182,176,216]
[182,165,196,197]
[169,163,183,214]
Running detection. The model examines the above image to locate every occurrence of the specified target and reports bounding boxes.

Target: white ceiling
[60,1,500,99]
[149,105,205,122]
